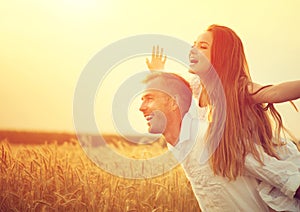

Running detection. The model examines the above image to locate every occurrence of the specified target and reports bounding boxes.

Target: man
[139,72,192,143]
[139,71,202,161]
[139,71,300,211]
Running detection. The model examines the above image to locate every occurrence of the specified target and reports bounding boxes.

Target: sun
[62,0,98,9]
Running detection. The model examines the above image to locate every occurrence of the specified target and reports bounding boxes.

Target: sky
[1,0,299,138]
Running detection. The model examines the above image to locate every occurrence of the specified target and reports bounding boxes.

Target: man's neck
[163,122,181,146]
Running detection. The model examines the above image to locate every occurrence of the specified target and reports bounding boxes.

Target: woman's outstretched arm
[249,80,300,104]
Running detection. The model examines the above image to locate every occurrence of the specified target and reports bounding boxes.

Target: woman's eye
[193,42,208,49]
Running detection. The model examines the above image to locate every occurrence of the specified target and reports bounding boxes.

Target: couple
[139,25,300,211]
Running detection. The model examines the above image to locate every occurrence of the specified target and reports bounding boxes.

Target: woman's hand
[146,45,167,71]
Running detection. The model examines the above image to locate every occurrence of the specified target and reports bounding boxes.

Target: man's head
[139,72,192,135]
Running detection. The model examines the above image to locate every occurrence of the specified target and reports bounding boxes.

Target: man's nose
[139,102,146,112]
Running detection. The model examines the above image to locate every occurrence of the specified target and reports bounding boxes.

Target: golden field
[0,139,200,212]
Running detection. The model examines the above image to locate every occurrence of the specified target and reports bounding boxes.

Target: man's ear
[169,94,180,111]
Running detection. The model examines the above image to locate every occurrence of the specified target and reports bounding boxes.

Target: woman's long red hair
[201,24,287,180]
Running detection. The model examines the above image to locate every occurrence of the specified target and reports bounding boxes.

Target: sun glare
[62,0,98,9]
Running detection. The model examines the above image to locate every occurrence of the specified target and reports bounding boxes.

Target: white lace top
[168,108,300,212]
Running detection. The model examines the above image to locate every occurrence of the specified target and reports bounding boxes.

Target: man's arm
[245,147,300,200]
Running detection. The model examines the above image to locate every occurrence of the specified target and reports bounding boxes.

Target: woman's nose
[189,48,197,57]
[190,46,198,53]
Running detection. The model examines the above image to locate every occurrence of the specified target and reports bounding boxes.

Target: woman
[147,25,300,211]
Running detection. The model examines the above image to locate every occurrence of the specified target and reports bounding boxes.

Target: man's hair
[143,71,192,117]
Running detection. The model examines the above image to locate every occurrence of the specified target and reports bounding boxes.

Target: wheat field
[0,139,200,212]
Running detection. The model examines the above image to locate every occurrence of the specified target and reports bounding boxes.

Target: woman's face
[189,31,213,74]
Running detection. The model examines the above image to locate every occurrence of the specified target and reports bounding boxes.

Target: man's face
[139,90,171,134]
